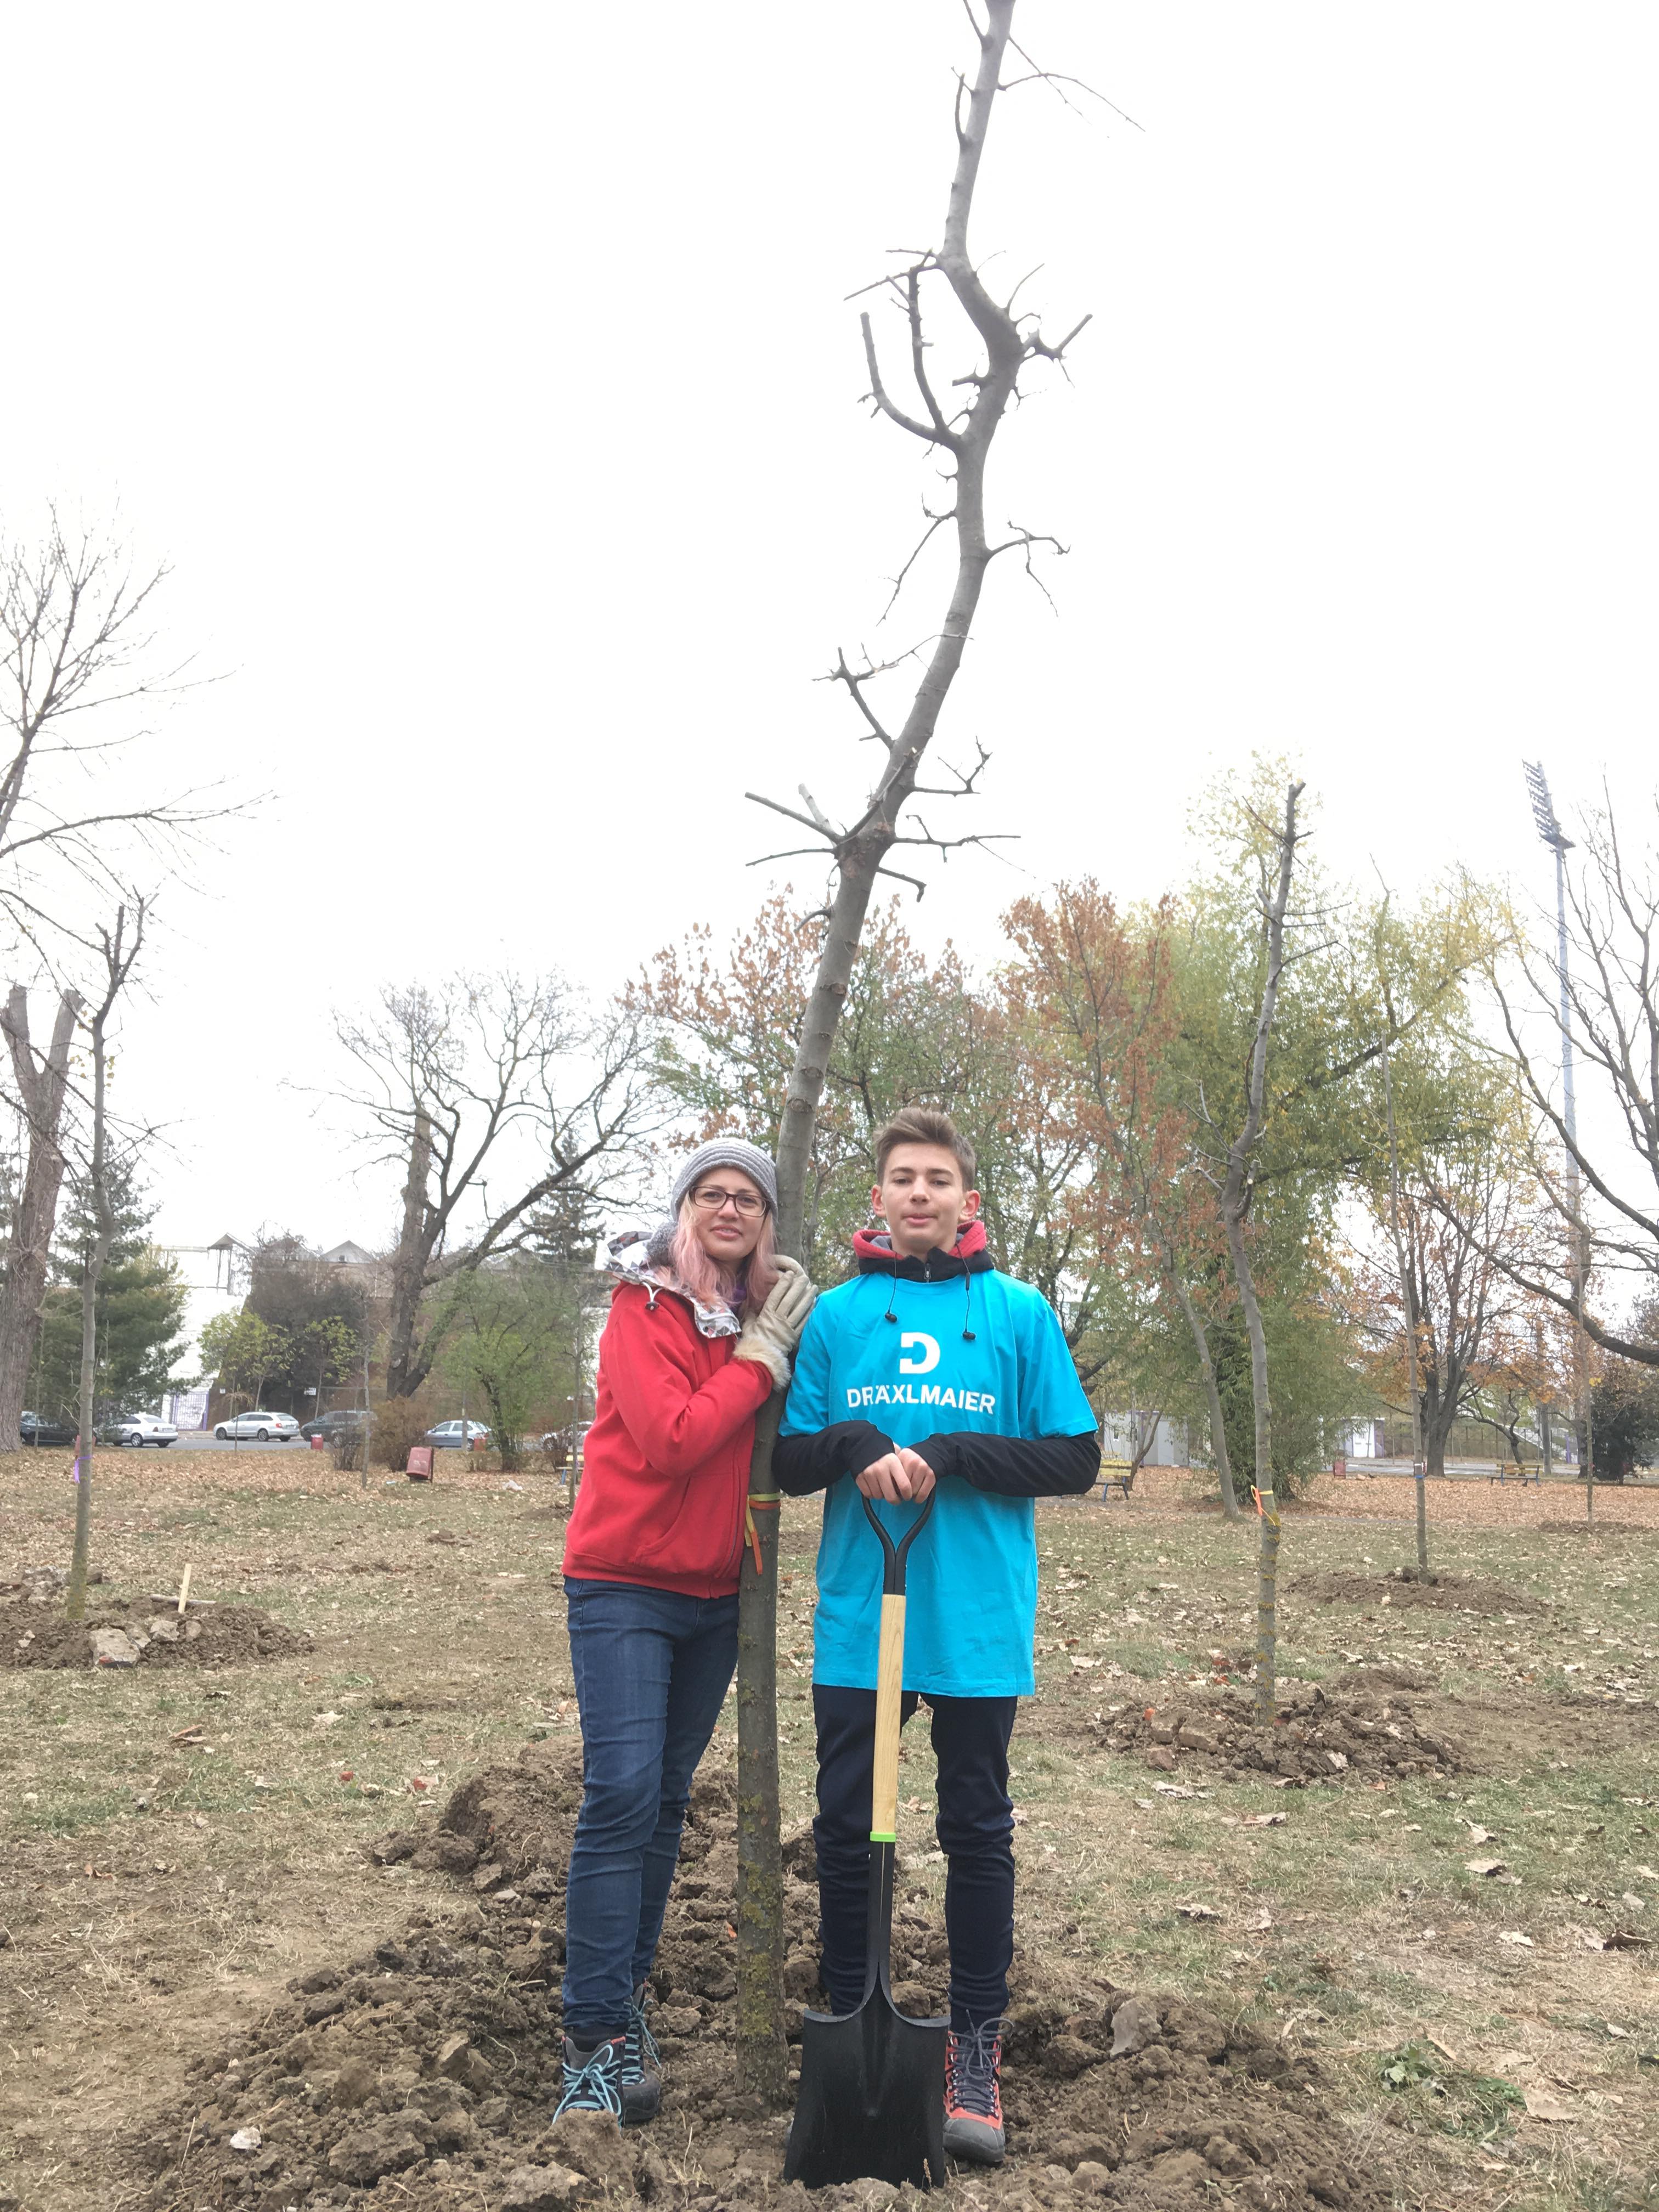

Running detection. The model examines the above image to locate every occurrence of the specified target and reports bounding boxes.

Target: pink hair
[669,1197,780,1314]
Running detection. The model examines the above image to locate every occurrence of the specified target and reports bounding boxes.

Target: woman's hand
[733,1256,818,1392]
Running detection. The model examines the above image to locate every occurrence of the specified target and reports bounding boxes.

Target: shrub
[370,1396,436,1470]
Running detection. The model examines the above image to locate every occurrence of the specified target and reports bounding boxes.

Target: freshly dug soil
[1291,1568,1545,1617]
[1097,1679,1462,1785]
[127,1735,1396,2212]
[0,1597,311,1669]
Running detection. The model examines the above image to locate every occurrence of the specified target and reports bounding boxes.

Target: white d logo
[898,1331,940,1375]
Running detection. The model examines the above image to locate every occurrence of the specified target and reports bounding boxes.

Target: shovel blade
[783,1985,949,2190]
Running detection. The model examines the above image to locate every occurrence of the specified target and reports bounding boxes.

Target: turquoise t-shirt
[780,1266,1096,1697]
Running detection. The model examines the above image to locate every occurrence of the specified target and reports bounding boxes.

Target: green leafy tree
[33,1163,187,1419]
[200,1309,290,1413]
[244,1234,366,1410]
[436,1262,580,1471]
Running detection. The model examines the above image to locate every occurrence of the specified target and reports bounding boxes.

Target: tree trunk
[1128,1407,1163,1480]
[385,1108,434,1398]
[734,1394,785,2101]
[1168,1269,1237,1519]
[733,0,1056,2098]
[1217,785,1302,1723]
[1423,1406,1455,1484]
[0,988,82,1453]
[1377,1025,1428,1571]
[67,998,115,1623]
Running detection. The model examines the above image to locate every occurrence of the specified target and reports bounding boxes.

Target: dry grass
[0,1449,1655,2211]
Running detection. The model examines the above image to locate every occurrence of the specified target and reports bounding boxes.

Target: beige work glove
[734,1255,817,1392]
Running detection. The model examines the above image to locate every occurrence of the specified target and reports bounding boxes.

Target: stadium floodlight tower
[1523,760,1587,1481]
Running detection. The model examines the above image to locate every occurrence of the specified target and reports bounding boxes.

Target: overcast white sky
[3,2,1655,1286]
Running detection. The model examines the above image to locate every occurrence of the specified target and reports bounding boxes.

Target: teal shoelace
[624,1992,661,2079]
[554,2040,624,2120]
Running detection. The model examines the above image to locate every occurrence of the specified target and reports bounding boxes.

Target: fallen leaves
[1521,2086,1576,2123]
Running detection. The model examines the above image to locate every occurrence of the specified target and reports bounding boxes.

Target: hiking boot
[943,2021,1005,2166]
[553,2034,626,2122]
[621,1982,662,2124]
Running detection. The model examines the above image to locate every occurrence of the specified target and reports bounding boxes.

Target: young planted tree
[0,985,81,1451]
[1209,784,1304,1719]
[732,0,1092,2095]
[66,899,146,1623]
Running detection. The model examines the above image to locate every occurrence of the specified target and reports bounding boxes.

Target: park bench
[1096,1456,1135,1502]
[1488,1459,1539,1487]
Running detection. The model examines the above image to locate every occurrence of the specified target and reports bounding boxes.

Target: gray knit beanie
[669,1139,778,1218]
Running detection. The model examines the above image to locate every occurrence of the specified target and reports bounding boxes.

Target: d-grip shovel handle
[861,1488,935,1845]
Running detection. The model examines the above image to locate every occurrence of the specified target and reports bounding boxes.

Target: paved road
[168,1432,317,1454]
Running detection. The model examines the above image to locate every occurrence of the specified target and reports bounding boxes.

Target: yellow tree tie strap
[1251,1486,1282,1531]
[745,1492,780,1575]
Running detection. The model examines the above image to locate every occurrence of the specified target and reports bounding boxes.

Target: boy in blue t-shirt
[776,1108,1099,2168]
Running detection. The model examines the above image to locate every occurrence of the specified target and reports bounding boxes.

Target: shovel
[784,1487,947,2190]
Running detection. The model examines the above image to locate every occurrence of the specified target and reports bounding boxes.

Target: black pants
[812,1684,1017,2032]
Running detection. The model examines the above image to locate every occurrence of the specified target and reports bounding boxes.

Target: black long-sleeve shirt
[774,1421,1099,1500]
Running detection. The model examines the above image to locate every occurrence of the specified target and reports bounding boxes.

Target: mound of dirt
[125,1735,1396,2212]
[1,1598,311,1670]
[1293,1568,1544,1617]
[1097,1680,1460,1785]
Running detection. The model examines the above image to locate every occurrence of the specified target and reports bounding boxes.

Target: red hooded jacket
[562,1279,773,1599]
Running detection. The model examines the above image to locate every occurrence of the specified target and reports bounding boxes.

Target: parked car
[424,1418,492,1451]
[101,1412,179,1448]
[298,1409,368,1442]
[20,1410,77,1447]
[536,1421,593,1460]
[213,1410,301,1442]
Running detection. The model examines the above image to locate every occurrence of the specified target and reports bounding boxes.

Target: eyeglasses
[690,1186,765,1217]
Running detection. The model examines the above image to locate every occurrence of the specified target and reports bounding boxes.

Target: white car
[104,1412,179,1448]
[213,1410,302,1442]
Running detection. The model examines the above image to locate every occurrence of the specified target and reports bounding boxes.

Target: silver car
[104,1411,180,1448]
[213,1410,301,1442]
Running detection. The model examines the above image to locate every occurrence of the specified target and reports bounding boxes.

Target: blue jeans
[562,1577,739,2047]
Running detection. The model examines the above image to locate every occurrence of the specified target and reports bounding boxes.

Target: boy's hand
[855,1446,936,1504]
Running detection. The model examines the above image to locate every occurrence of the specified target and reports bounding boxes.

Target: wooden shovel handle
[870,1592,906,1842]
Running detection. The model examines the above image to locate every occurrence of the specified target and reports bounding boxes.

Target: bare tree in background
[1211,783,1302,1721]
[0,514,241,1451]
[0,985,81,1453]
[733,0,1095,2098]
[332,973,656,1398]
[66,897,147,1621]
[1487,797,1659,1370]
[0,515,224,936]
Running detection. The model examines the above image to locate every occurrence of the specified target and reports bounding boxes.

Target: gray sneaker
[554,2034,626,2121]
[621,1983,662,2124]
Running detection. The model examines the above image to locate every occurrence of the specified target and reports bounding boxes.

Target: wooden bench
[1487,1459,1539,1487]
[1096,1457,1135,1502]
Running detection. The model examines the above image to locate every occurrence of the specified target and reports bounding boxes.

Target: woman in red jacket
[556,1139,814,2123]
